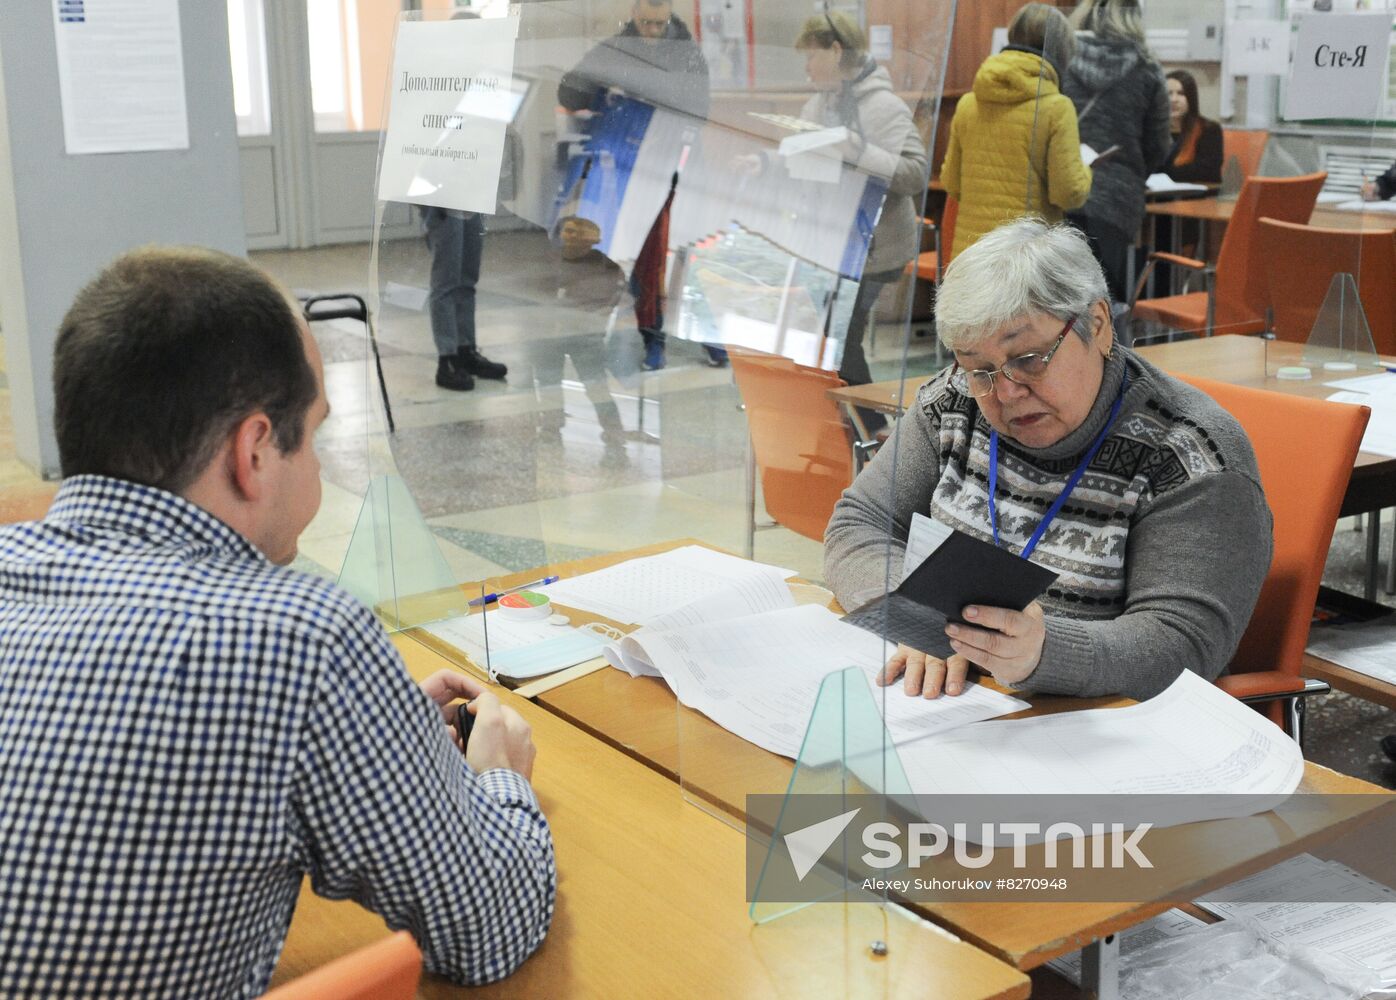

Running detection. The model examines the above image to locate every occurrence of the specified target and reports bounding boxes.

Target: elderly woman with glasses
[825,218,1273,703]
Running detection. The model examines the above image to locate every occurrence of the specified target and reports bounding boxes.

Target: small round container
[496,590,553,621]
[1276,366,1312,381]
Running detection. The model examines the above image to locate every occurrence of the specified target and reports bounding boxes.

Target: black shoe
[1382,734,1396,762]
[436,356,475,391]
[457,347,507,380]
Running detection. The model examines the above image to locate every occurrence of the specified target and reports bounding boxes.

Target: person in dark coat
[1163,69,1223,184]
[558,0,711,370]
[1361,161,1396,202]
[1062,0,1170,304]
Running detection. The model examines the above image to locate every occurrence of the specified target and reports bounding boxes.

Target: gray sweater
[824,347,1274,701]
[1062,33,1171,241]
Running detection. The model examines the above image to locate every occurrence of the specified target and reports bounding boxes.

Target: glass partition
[347,0,954,853]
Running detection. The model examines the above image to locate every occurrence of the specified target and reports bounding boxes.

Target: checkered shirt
[0,476,556,998]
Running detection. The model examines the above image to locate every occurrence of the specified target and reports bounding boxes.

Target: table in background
[269,635,1031,1000]
[828,335,1396,598]
[1145,197,1396,273]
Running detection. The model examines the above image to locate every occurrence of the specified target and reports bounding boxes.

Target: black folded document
[841,530,1059,658]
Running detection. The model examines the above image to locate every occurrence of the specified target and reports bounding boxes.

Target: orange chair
[0,483,58,524]
[1178,375,1368,743]
[729,348,870,545]
[907,197,959,288]
[1258,217,1396,354]
[1132,172,1326,337]
[260,931,422,1000]
[1222,128,1268,180]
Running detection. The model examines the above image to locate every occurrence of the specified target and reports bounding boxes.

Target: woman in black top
[1163,70,1222,184]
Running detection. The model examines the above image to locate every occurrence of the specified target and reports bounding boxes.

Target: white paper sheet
[901,511,955,578]
[1199,854,1396,987]
[52,0,190,155]
[543,545,795,626]
[1306,617,1396,685]
[896,670,1304,800]
[1330,198,1396,214]
[421,612,604,678]
[377,16,521,214]
[608,604,1028,758]
[1146,173,1209,194]
[779,126,847,184]
[1284,14,1392,121]
[1327,390,1396,457]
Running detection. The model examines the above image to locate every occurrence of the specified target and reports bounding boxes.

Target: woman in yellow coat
[941,4,1092,258]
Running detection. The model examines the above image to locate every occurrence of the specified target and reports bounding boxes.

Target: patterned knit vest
[923,350,1229,621]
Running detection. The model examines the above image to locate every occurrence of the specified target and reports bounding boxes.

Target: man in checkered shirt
[0,248,556,997]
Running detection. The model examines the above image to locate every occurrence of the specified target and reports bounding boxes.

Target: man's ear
[229,412,276,503]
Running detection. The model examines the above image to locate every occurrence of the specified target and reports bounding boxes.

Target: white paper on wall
[1284,13,1391,120]
[1226,19,1292,76]
[51,0,190,155]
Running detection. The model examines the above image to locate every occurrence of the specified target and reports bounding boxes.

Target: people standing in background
[795,11,926,433]
[558,0,710,372]
[941,3,1091,258]
[1062,0,1170,304]
[1361,160,1396,202]
[1162,70,1222,184]
[422,207,510,392]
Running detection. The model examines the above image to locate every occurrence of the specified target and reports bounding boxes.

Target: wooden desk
[533,640,1394,988]
[268,636,1031,1000]
[1145,197,1396,268]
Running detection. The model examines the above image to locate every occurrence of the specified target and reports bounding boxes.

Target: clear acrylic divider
[668,0,956,832]
[747,666,916,924]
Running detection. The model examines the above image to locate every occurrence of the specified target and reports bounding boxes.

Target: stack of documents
[606,603,1029,758]
[896,670,1304,800]
[1199,853,1396,990]
[1326,372,1396,459]
[1146,173,1208,194]
[543,545,796,627]
[1306,617,1396,685]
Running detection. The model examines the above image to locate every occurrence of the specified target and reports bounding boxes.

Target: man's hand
[944,602,1045,687]
[878,643,973,698]
[1362,179,1380,202]
[419,670,538,780]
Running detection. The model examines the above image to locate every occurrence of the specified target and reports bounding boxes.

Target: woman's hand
[944,602,1046,687]
[878,644,973,698]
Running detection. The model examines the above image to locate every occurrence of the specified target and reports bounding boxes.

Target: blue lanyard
[988,373,1130,560]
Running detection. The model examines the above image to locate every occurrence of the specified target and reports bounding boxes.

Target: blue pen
[468,575,560,607]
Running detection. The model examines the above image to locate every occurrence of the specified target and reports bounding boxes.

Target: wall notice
[52,0,190,155]
[376,16,522,215]
[1284,13,1391,120]
[1226,19,1291,77]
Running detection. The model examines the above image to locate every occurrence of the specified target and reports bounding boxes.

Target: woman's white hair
[934,217,1109,350]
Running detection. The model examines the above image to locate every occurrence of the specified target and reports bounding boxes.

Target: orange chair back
[260,932,421,1000]
[940,198,959,269]
[1222,128,1268,180]
[1177,376,1367,722]
[729,349,854,542]
[1211,172,1326,332]
[1258,217,1396,354]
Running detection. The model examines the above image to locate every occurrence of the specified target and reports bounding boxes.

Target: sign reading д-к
[1284,13,1391,121]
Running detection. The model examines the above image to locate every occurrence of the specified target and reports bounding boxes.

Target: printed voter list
[377,15,521,215]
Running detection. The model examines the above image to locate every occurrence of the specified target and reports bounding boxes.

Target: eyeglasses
[635,15,671,30]
[949,318,1076,398]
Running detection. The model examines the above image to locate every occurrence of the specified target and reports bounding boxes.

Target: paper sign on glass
[376,16,521,214]
[1226,19,1291,77]
[1284,13,1391,121]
